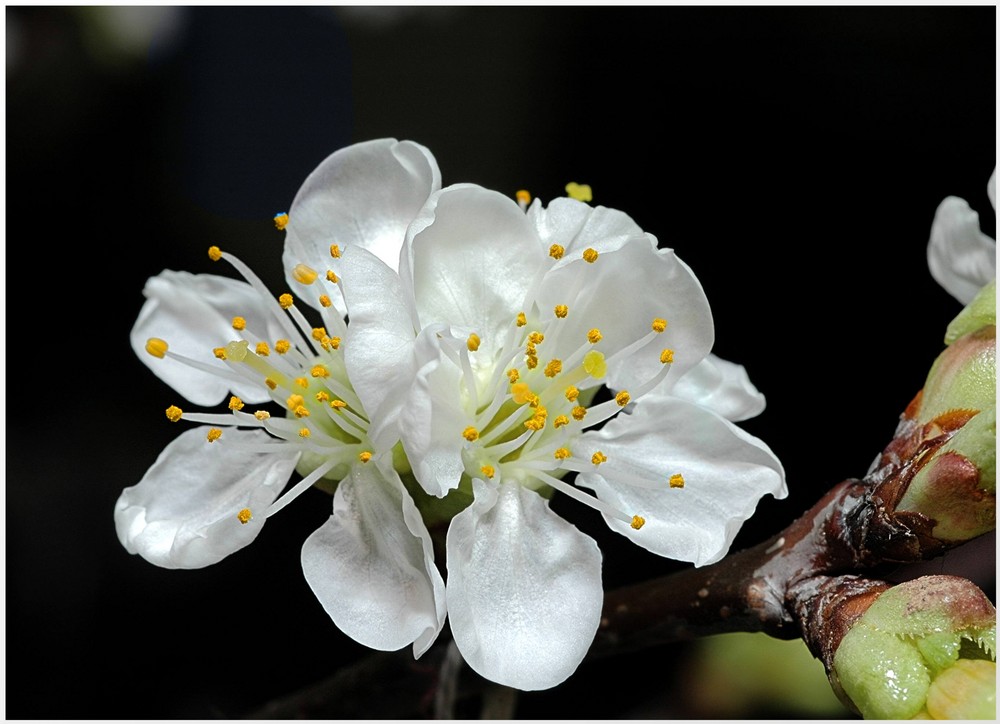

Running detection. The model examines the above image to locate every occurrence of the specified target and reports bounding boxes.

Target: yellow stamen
[330,244,342,258]
[311,364,329,378]
[237,508,253,525]
[511,382,534,405]
[571,406,587,421]
[467,333,481,352]
[326,270,339,283]
[145,338,168,359]
[312,327,327,341]
[554,447,571,460]
[330,399,348,410]
[615,390,631,407]
[292,263,318,285]
[165,405,183,422]
[358,451,372,463]
[549,244,565,260]
[587,328,603,344]
[254,410,270,420]
[565,385,580,402]
[294,406,310,418]
[554,304,569,318]
[286,393,304,409]
[463,426,480,442]
[328,336,342,350]
[207,428,223,443]
[583,350,607,379]
[631,515,646,530]
[524,416,546,431]
[528,331,545,345]
[480,464,496,479]
[544,359,562,378]
[231,316,247,331]
[208,246,222,262]
[507,368,520,383]
[652,318,668,333]
[213,347,227,360]
[591,451,608,465]
[298,427,310,438]
[228,396,244,411]
[660,349,675,364]
[669,473,685,489]
[319,294,332,308]
[274,339,290,354]
[525,355,538,370]
[515,189,531,206]
[295,377,309,389]
[565,182,593,202]
[582,247,599,263]
[526,342,536,356]
[553,414,570,428]
[278,293,294,309]
[255,341,271,356]
[265,377,278,390]
[273,212,289,230]
[313,392,329,404]
[516,311,527,327]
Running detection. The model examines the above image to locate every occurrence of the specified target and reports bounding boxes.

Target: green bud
[832,576,996,720]
[945,279,996,346]
[917,323,995,426]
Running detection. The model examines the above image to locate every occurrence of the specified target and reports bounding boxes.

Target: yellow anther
[669,473,685,489]
[615,390,631,407]
[544,359,563,378]
[254,410,271,421]
[564,385,580,402]
[328,336,342,350]
[463,426,480,442]
[307,327,324,342]
[326,270,339,283]
[311,364,329,378]
[553,415,570,428]
[591,451,608,465]
[315,390,330,402]
[527,395,542,409]
[319,294,332,308]
[525,355,538,370]
[237,508,253,525]
[571,406,587,421]
[565,182,593,202]
[582,247,599,263]
[273,212,289,230]
[228,396,245,411]
[358,451,373,463]
[480,464,496,479]
[298,427,311,438]
[145,338,168,359]
[275,339,291,354]
[264,377,278,390]
[587,328,603,344]
[554,304,569,318]
[213,347,227,360]
[467,333,481,352]
[524,416,546,431]
[528,331,545,345]
[554,447,571,460]
[294,405,310,418]
[330,244,342,258]
[631,515,646,530]
[278,293,294,309]
[660,348,675,364]
[208,246,222,261]
[330,399,348,410]
[292,263,318,285]
[295,377,309,389]
[231,316,247,331]
[652,318,668,333]
[507,368,520,384]
[516,311,527,327]
[511,382,533,404]
[583,350,607,379]
[207,428,223,443]
[526,342,537,356]
[286,393,305,409]
[548,244,565,260]
[255,341,271,356]
[165,405,183,422]
[515,189,531,206]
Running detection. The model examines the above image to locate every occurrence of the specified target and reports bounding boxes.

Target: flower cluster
[117,139,787,690]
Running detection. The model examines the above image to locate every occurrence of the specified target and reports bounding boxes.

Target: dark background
[5,6,995,719]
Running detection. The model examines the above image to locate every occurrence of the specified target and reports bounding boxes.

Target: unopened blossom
[928,167,996,305]
[117,139,446,657]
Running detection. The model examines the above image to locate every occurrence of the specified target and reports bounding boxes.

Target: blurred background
[5,5,995,719]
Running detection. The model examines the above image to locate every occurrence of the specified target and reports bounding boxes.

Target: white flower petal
[528,196,648,267]
[402,184,545,357]
[130,271,282,406]
[988,167,996,212]
[927,195,996,305]
[301,461,446,657]
[340,244,418,449]
[537,240,714,389]
[665,353,766,422]
[282,138,440,314]
[579,395,786,567]
[446,479,603,691]
[114,428,300,569]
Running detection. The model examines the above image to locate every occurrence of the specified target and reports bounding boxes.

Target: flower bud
[831,575,996,720]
